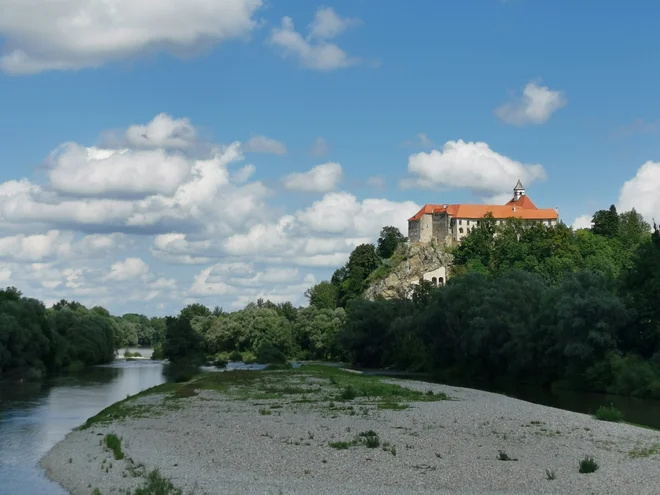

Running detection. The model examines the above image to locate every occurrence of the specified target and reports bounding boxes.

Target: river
[2,360,660,495]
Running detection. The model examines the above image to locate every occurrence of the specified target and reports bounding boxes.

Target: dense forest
[3,204,660,401]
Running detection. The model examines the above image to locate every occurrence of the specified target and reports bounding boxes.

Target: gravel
[40,375,660,495]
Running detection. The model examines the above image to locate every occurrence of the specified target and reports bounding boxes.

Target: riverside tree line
[2,204,660,401]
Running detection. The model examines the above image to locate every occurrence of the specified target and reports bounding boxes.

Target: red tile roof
[408,195,557,222]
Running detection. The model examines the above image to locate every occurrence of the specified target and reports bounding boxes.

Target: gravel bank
[40,371,660,495]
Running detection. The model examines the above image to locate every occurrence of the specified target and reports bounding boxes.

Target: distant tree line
[0,294,167,380]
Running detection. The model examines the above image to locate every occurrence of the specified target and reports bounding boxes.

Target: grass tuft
[104,433,124,460]
[545,468,556,480]
[131,469,183,495]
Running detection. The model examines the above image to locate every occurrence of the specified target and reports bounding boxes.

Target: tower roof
[514,179,525,191]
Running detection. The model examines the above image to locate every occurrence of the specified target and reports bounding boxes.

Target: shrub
[545,469,556,480]
[340,385,357,401]
[578,456,599,473]
[213,356,228,369]
[594,405,623,422]
[151,345,164,361]
[359,430,380,448]
[229,350,243,362]
[256,343,287,365]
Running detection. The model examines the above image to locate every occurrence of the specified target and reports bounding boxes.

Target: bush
[594,405,623,422]
[229,350,243,362]
[578,456,599,473]
[256,343,287,365]
[151,345,164,361]
[213,356,228,369]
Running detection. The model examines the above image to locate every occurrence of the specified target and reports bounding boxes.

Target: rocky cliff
[364,242,454,300]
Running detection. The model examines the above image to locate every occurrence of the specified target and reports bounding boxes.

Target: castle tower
[513,179,525,201]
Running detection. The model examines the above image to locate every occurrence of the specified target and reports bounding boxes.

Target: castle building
[408,181,559,245]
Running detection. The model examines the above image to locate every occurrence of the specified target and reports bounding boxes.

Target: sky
[0,0,659,316]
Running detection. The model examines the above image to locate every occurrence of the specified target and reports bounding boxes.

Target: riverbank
[41,366,660,494]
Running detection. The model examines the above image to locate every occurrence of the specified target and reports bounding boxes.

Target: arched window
[438,277,444,286]
[432,277,437,286]
[459,228,464,234]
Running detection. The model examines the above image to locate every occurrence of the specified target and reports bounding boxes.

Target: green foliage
[592,205,619,238]
[304,281,338,310]
[104,433,124,460]
[376,226,406,258]
[594,405,624,422]
[578,456,599,474]
[255,342,287,364]
[131,469,183,495]
[163,316,204,365]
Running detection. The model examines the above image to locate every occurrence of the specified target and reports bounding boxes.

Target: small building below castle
[408,181,559,245]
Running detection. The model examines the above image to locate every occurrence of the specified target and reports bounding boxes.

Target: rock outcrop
[364,242,453,300]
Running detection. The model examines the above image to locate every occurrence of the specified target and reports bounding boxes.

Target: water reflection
[0,360,168,495]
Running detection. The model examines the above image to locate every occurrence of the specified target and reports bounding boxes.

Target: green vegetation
[0,289,167,381]
[594,405,624,422]
[131,469,183,495]
[628,443,660,458]
[545,469,556,480]
[104,433,124,460]
[578,456,599,473]
[123,350,143,358]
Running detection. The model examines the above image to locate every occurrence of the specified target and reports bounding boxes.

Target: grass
[628,443,660,458]
[104,433,124,460]
[594,405,624,422]
[78,364,451,430]
[545,469,556,480]
[578,456,599,474]
[497,449,518,461]
[131,469,183,495]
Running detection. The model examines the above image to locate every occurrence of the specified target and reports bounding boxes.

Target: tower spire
[513,179,525,201]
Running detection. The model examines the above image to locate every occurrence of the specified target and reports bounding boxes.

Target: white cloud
[104,257,150,282]
[572,214,593,230]
[495,81,567,126]
[403,139,547,196]
[283,162,343,192]
[1,112,421,315]
[269,8,362,71]
[310,137,330,157]
[47,143,192,198]
[618,161,660,224]
[0,0,264,74]
[403,133,435,148]
[308,7,362,39]
[242,135,288,155]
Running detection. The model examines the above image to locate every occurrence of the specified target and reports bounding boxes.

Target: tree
[163,316,204,364]
[376,226,406,259]
[592,205,619,238]
[179,303,211,321]
[305,281,338,310]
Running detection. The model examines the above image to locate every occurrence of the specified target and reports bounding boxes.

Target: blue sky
[0,0,659,315]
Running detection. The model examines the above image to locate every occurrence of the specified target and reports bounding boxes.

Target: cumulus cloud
[571,215,593,230]
[309,137,330,157]
[269,8,362,71]
[618,161,660,224]
[1,112,420,314]
[283,162,343,192]
[0,0,264,74]
[0,115,269,236]
[242,135,287,155]
[495,81,567,126]
[403,139,547,196]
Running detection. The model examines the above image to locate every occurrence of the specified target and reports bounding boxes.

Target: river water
[2,359,660,495]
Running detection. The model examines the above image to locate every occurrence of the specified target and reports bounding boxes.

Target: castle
[408,180,559,245]
[406,181,558,288]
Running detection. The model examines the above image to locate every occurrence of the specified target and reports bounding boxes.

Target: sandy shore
[41,369,660,495]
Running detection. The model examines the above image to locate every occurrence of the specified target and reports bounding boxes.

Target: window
[459,228,464,234]
[459,219,462,225]
[438,277,444,286]
[467,220,470,225]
